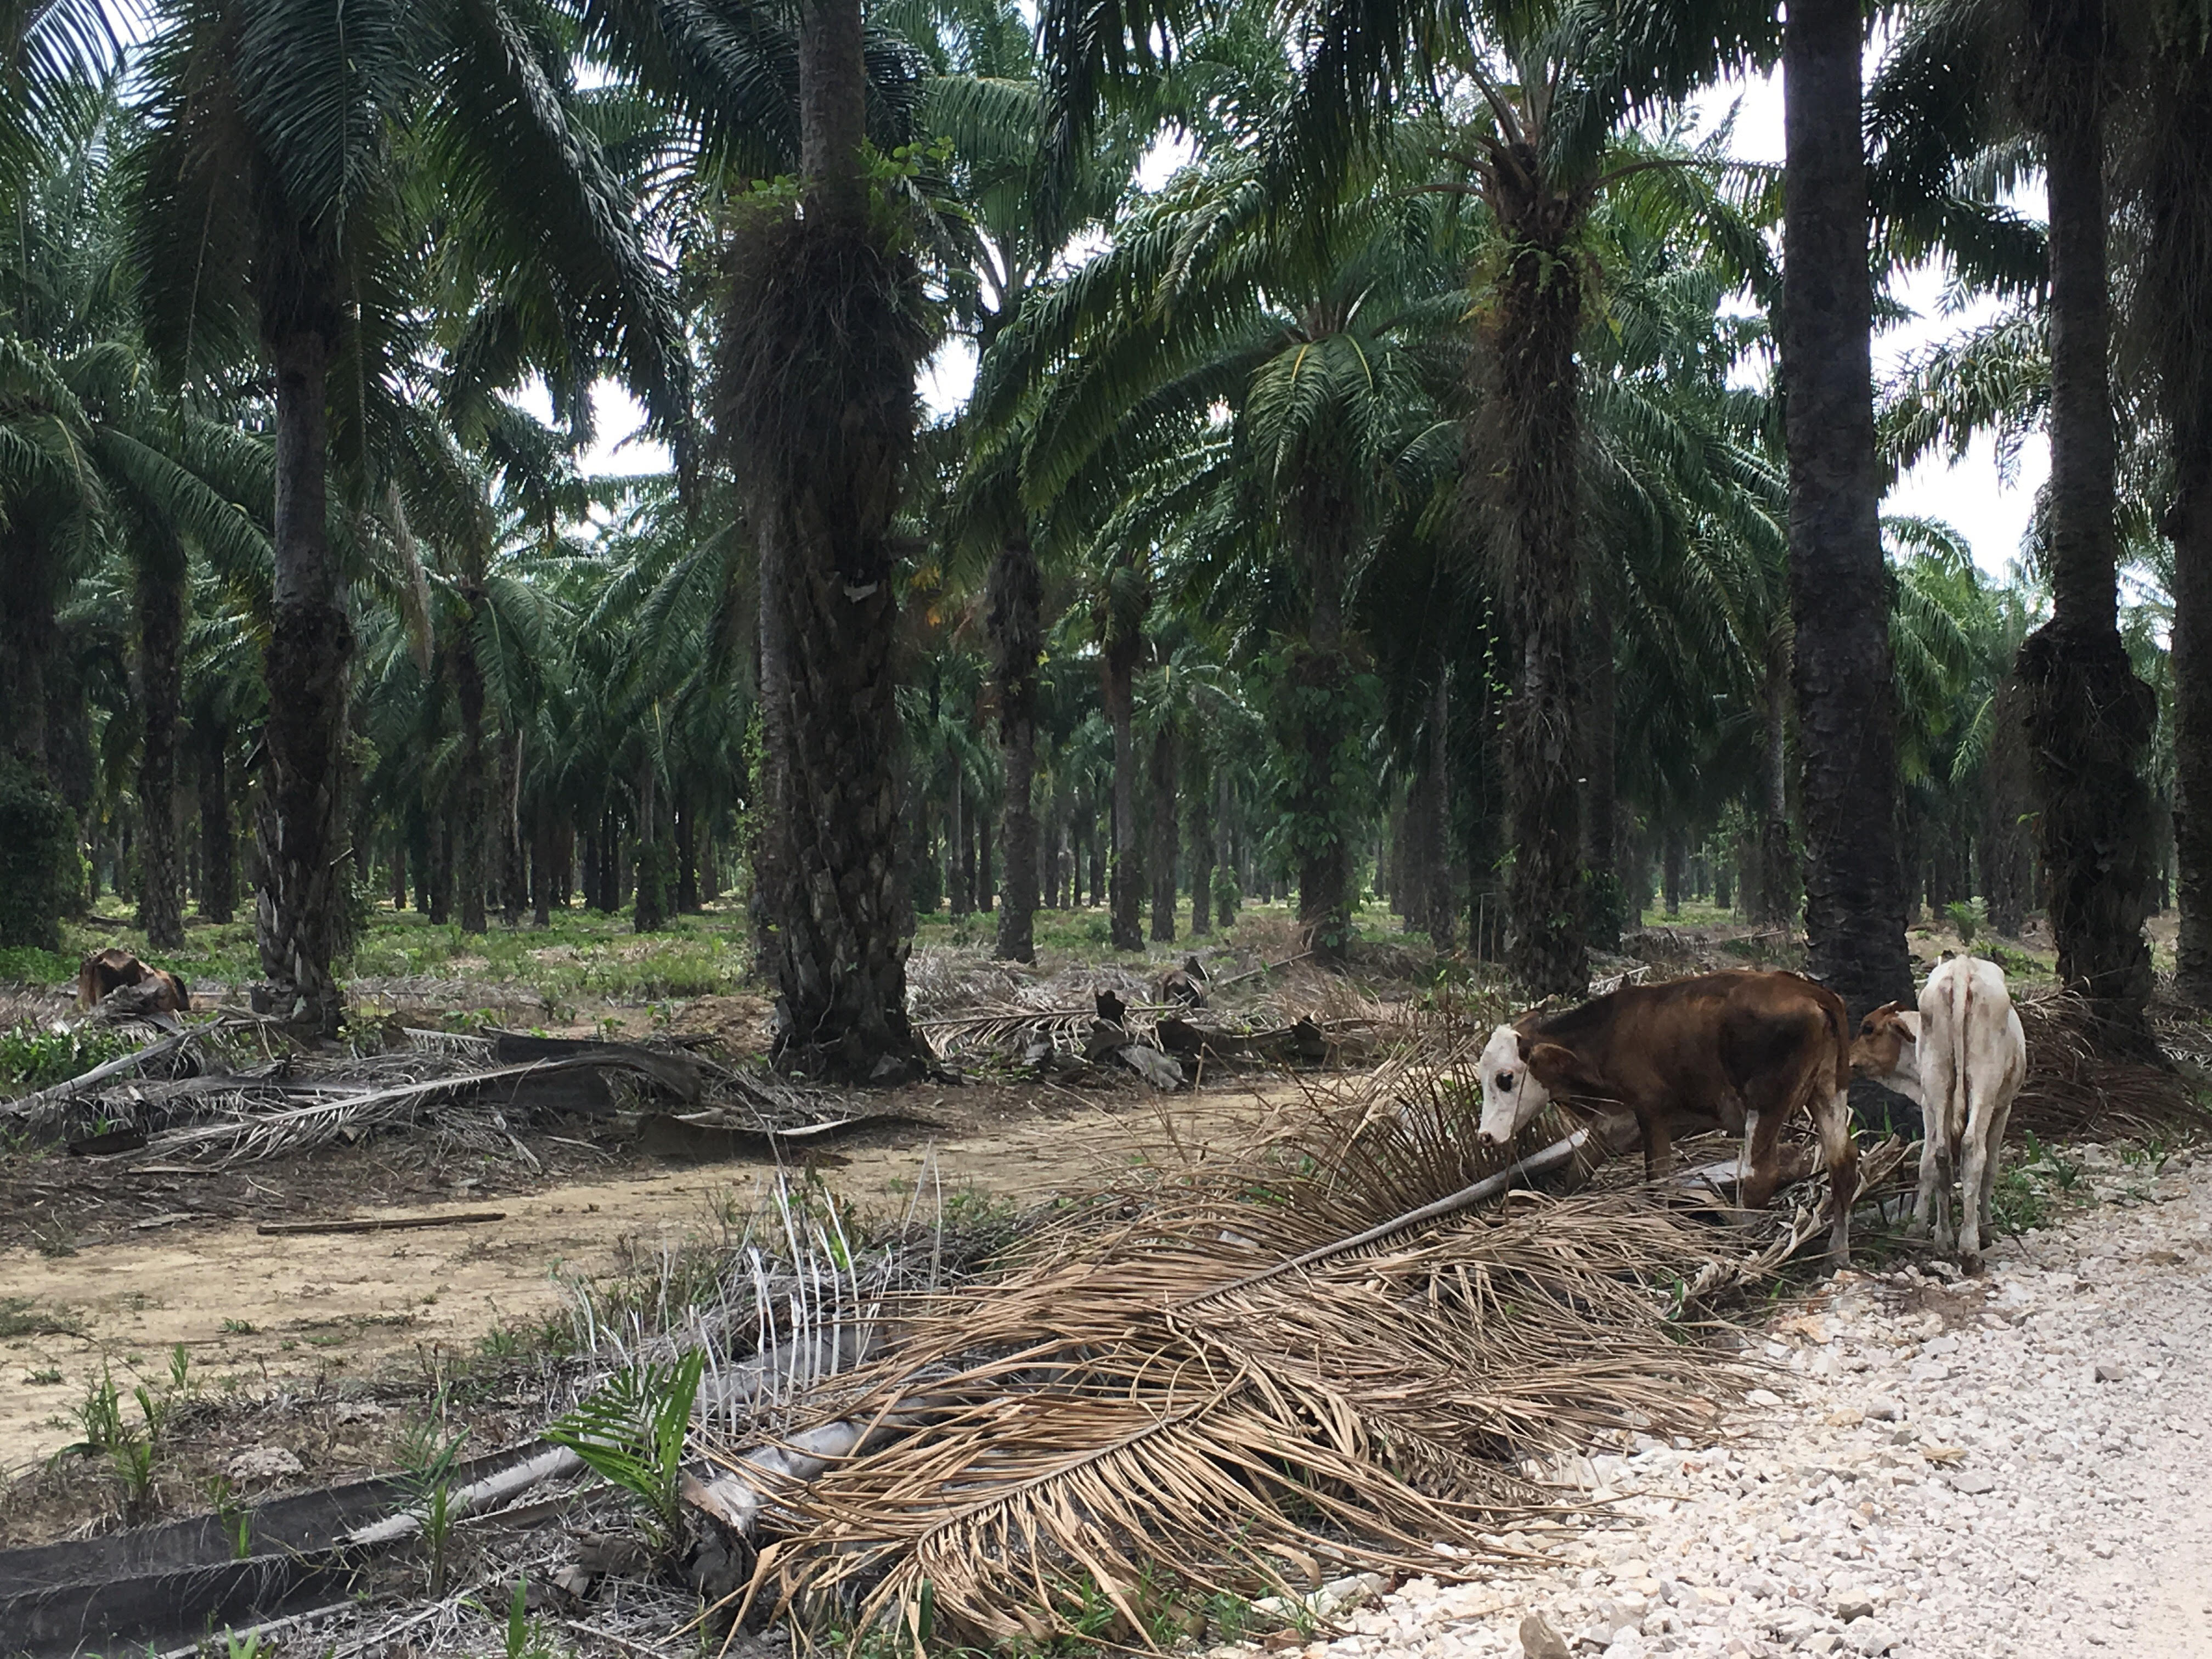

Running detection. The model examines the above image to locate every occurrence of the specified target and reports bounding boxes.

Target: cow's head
[1476,1025,1591,1144]
[1850,1002,1920,1082]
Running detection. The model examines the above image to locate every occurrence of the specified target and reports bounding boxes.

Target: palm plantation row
[1,0,2203,1074]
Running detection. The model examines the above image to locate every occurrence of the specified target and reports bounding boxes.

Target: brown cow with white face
[1476,969,1860,1259]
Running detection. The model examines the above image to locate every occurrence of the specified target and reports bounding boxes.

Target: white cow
[1850,956,2027,1268]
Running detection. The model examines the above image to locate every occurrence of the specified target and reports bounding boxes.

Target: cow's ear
[1523,1041,1600,1094]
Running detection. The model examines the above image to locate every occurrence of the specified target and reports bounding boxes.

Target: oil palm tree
[128,0,685,1031]
[1870,0,2159,1045]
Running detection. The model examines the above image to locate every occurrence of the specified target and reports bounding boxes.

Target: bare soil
[0,1076,1287,1485]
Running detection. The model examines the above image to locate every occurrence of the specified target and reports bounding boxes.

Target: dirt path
[0,1082,1284,1476]
[1259,1144,2211,1659]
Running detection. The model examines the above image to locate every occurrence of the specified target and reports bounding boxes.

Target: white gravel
[1234,1142,2212,1659]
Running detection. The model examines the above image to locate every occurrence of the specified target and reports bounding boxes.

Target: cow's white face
[1477,1023,1551,1144]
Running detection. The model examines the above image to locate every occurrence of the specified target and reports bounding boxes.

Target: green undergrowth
[0,1022,142,1093]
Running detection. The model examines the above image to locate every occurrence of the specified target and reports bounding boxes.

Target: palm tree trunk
[195,709,235,923]
[634,763,666,932]
[2016,46,2158,1048]
[1480,175,1587,998]
[453,618,488,935]
[256,323,351,1034]
[1583,612,1617,951]
[1149,721,1178,942]
[949,767,972,916]
[1757,629,1797,927]
[1780,0,1912,1020]
[136,534,188,950]
[2149,47,2212,1002]
[1423,679,1457,950]
[730,0,926,1077]
[532,805,554,928]
[1289,494,1353,960]
[1104,627,1144,951]
[990,535,1041,961]
[1,526,52,773]
[676,786,701,912]
[499,732,524,928]
[1186,742,1213,939]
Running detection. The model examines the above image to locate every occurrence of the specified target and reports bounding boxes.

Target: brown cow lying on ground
[1476,969,1859,1259]
[77,948,190,1015]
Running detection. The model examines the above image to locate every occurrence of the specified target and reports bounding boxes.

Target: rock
[2094,1361,2129,1383]
[1116,1043,1188,1090]
[1865,1400,1904,1422]
[1831,1593,1875,1623]
[1949,1470,1997,1495]
[1844,1623,1895,1656]
[1745,1389,1784,1408]
[1519,1613,1573,1659]
[224,1444,304,1485]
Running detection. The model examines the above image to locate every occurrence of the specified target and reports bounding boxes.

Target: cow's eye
[1497,1071,1516,1092]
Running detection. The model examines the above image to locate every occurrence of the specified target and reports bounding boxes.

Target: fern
[545,1347,706,1550]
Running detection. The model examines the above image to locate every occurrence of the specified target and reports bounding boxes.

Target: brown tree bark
[256,323,351,1034]
[1781,0,1912,1021]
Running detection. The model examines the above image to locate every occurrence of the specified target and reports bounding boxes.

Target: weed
[22,1367,64,1385]
[219,1318,257,1335]
[31,1220,78,1259]
[0,1297,81,1339]
[0,1020,139,1091]
[2021,1133,2083,1192]
[1944,900,1982,944]
[222,1632,264,1659]
[1989,1165,2054,1235]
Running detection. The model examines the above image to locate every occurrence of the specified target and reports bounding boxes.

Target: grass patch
[0,1297,83,1339]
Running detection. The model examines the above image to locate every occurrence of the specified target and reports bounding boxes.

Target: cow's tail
[1948,956,1973,1156]
[1822,992,1852,1098]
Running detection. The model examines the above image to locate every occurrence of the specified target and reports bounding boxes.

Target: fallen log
[255,1210,507,1237]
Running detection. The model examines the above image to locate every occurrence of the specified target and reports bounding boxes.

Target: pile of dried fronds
[695,1028,1864,1649]
[2012,987,2212,1142]
[2,1019,882,1170]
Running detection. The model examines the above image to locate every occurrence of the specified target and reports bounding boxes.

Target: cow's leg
[1738,1101,1789,1218]
[1821,1085,1858,1262]
[1641,1107,1673,1183]
[1931,1142,1956,1254]
[1910,1132,1940,1240]
[1959,1097,2008,1271]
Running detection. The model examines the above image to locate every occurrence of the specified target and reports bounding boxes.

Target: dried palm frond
[2012,987,2211,1142]
[701,1008,1901,1647]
